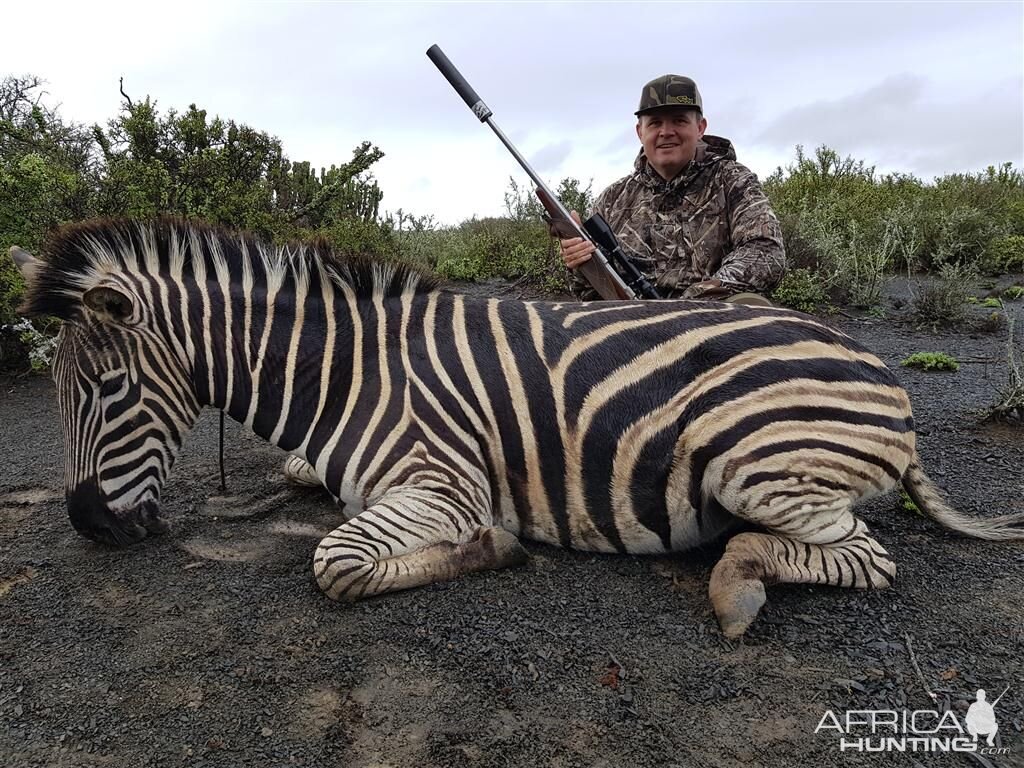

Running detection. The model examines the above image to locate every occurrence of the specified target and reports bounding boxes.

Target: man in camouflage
[559,75,786,303]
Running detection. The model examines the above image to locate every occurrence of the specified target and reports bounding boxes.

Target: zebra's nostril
[138,500,168,535]
[66,482,163,547]
[66,480,114,536]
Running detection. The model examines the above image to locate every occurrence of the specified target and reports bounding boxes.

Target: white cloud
[1,1,1020,225]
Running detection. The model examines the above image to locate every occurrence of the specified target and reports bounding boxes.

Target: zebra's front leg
[312,489,528,601]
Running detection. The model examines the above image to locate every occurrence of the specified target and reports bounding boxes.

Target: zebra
[10,218,1024,638]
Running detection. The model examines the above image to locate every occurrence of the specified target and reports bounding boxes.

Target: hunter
[559,75,787,304]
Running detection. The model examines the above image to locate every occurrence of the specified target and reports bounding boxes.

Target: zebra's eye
[99,373,126,399]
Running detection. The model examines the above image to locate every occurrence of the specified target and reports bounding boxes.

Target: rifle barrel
[427,45,585,238]
[427,43,634,300]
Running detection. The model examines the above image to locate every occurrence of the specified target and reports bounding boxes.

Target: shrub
[976,311,1008,334]
[413,216,569,294]
[1003,285,1024,300]
[987,319,1024,423]
[900,352,959,372]
[982,234,1024,274]
[931,205,999,269]
[0,257,27,328]
[10,318,58,372]
[771,268,826,313]
[0,325,28,371]
[833,218,897,307]
[766,153,1024,285]
[911,262,971,326]
[313,218,397,260]
[774,212,820,272]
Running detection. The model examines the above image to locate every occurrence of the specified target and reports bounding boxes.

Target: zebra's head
[11,233,201,546]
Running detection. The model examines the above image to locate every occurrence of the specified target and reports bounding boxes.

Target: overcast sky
[4,1,1022,225]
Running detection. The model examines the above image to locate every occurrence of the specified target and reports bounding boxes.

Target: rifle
[426,44,661,301]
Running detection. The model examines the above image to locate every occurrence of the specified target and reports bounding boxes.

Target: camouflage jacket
[572,135,786,300]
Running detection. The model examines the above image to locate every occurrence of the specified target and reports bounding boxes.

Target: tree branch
[119,77,133,109]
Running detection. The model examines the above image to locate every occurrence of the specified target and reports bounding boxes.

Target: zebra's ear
[9,246,41,284]
[83,285,136,325]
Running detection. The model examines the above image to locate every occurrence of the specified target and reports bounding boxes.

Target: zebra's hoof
[459,527,528,572]
[480,527,529,569]
[282,455,320,487]
[713,579,766,638]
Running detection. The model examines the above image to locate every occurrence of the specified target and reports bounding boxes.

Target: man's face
[636,107,707,180]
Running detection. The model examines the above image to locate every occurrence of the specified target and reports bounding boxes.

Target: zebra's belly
[512,496,740,555]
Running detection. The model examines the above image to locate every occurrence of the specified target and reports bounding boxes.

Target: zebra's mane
[19,217,440,320]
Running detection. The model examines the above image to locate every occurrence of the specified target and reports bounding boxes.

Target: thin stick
[904,632,937,703]
[218,410,227,493]
[990,685,1011,707]
[903,633,998,768]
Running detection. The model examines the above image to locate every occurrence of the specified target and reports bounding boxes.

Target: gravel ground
[1,276,1023,768]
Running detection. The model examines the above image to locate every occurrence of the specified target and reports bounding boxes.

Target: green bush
[898,488,921,514]
[771,268,826,313]
[931,204,999,268]
[0,258,26,327]
[421,216,569,294]
[982,234,1024,274]
[1003,285,1024,300]
[968,295,1004,308]
[766,151,1024,286]
[900,351,960,372]
[911,263,972,326]
[0,76,404,370]
[310,218,397,260]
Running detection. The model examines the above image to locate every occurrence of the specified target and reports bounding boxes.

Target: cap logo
[673,96,694,105]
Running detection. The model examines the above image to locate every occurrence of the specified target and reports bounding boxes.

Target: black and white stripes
[14,218,1023,636]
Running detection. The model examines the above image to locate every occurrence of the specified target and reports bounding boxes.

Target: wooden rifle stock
[535,188,634,301]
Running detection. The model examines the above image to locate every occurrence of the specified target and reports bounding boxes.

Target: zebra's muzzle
[66,481,168,547]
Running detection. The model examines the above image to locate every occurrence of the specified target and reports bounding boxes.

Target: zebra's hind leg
[282,455,321,487]
[708,509,896,638]
[313,494,528,601]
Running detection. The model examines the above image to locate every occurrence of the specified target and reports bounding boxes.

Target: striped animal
[11,219,1023,637]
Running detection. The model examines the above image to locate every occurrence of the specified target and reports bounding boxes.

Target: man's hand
[681,278,730,300]
[558,210,596,269]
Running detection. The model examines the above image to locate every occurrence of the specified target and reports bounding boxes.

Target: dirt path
[2,287,1023,767]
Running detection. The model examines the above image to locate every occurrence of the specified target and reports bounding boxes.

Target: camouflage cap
[635,75,702,116]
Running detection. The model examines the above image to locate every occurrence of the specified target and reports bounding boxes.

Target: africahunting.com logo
[815,687,1010,755]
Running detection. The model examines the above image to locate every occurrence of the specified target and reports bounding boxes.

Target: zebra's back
[423,296,913,555]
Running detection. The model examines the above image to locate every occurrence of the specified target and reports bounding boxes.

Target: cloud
[752,74,1023,178]
[529,140,572,173]
[755,73,928,148]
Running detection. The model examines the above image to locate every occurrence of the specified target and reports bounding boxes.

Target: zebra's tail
[902,453,1024,541]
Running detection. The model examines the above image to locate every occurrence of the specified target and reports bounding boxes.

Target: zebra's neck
[180,263,360,456]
